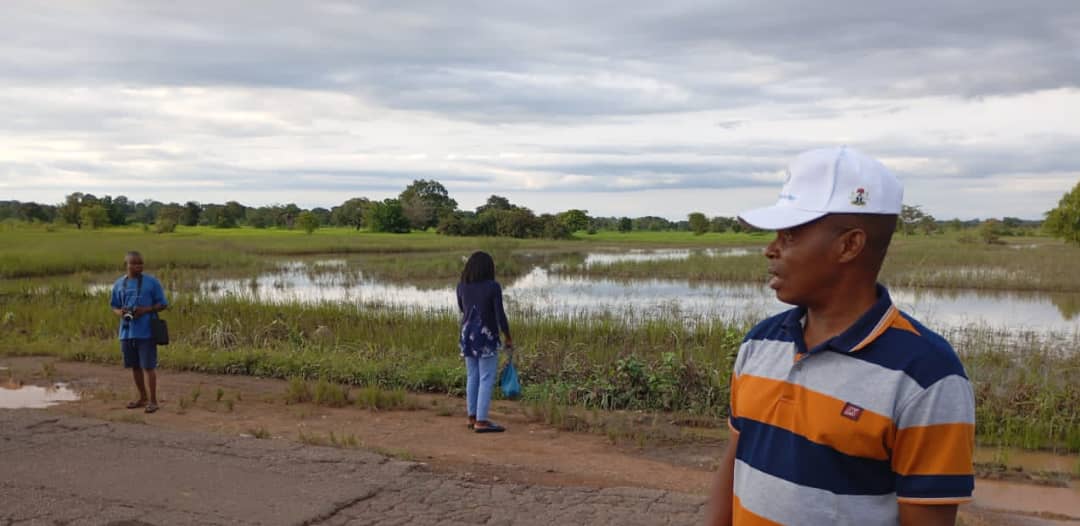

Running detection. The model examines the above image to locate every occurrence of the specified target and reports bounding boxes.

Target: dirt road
[0,357,1073,525]
[1,409,706,525]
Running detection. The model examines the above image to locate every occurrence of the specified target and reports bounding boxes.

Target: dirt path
[1,357,1075,525]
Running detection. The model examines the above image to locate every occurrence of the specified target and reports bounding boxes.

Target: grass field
[6,224,1076,292]
[2,224,1078,452]
[1,283,1077,452]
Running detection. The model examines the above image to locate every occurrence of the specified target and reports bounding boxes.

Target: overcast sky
[2,1,1078,220]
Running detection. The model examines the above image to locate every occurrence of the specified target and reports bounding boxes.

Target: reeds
[2,282,1076,452]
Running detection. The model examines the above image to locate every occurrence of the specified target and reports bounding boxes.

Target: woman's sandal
[144,403,159,414]
[126,400,146,410]
[474,422,505,433]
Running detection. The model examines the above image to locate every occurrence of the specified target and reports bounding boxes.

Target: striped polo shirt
[729,285,975,525]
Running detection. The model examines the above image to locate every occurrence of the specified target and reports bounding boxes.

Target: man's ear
[836,229,867,264]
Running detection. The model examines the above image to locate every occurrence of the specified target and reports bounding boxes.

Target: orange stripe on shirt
[733,495,783,526]
[734,375,895,461]
[890,314,921,336]
[851,306,899,352]
[892,423,975,476]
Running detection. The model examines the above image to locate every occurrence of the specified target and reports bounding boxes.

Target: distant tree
[200,204,237,228]
[276,204,302,229]
[310,207,331,226]
[157,204,183,224]
[1044,181,1080,245]
[540,214,572,239]
[181,201,202,226]
[618,217,633,233]
[245,207,274,229]
[105,195,132,225]
[634,216,673,231]
[436,212,470,236]
[331,197,372,230]
[688,212,709,235]
[80,205,110,230]
[133,199,164,224]
[947,218,963,232]
[18,202,49,223]
[476,195,514,215]
[918,214,938,235]
[556,209,590,233]
[898,205,927,235]
[224,201,247,226]
[366,199,411,233]
[979,219,1004,245]
[710,216,734,233]
[399,179,458,230]
[471,210,499,236]
[59,193,85,228]
[297,211,320,234]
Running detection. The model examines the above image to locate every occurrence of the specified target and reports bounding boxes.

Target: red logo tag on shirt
[841,402,864,421]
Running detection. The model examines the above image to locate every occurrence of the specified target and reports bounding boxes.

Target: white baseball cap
[739,146,903,230]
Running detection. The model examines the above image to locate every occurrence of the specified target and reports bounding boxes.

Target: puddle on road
[0,382,81,409]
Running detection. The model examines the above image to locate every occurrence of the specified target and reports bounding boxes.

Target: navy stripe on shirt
[734,418,896,496]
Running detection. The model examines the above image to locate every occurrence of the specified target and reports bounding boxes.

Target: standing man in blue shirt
[109,251,168,413]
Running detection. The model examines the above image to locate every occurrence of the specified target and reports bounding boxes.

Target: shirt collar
[782,284,898,354]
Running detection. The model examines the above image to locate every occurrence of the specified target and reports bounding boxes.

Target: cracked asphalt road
[0,410,707,525]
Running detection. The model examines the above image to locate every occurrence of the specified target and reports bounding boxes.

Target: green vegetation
[1044,180,1080,246]
[1,280,1076,452]
[1,224,1078,453]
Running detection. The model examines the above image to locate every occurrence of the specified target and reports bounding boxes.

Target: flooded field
[95,250,1080,349]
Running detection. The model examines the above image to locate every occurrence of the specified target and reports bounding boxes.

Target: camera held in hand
[122,308,135,322]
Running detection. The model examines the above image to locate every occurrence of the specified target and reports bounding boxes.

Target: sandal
[126,400,147,410]
[474,422,505,433]
[144,403,159,414]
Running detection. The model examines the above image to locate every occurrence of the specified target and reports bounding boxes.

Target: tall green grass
[1,283,1076,452]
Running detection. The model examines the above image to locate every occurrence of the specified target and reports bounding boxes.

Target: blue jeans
[465,355,498,421]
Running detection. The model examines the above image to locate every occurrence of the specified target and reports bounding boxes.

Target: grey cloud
[5,1,1074,121]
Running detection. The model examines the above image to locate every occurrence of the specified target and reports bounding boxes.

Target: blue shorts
[121,338,158,370]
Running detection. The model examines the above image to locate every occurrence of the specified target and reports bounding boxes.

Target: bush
[155,219,177,234]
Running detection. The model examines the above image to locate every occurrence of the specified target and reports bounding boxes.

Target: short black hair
[124,251,143,262]
[830,213,898,269]
[460,251,496,284]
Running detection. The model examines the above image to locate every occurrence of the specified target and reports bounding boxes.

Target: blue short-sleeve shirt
[109,274,168,340]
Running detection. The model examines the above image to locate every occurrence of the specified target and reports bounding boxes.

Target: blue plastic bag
[499,357,521,399]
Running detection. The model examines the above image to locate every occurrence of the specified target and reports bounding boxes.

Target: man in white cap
[706,147,975,525]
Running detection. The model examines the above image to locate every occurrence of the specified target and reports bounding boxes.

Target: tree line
[3,179,1076,245]
[0,180,752,239]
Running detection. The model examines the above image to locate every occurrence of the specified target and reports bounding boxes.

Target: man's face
[125,256,144,276]
[764,216,847,307]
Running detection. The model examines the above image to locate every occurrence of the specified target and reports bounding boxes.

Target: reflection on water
[86,252,1080,346]
[179,256,1080,342]
[583,248,754,266]
[0,382,81,409]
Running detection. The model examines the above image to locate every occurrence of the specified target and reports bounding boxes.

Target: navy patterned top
[456,280,510,358]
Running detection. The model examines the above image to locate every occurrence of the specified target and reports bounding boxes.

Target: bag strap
[122,275,157,319]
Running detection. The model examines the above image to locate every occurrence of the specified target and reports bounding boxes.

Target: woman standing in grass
[457,251,513,433]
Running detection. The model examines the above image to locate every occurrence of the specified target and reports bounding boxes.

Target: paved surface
[0,410,706,525]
